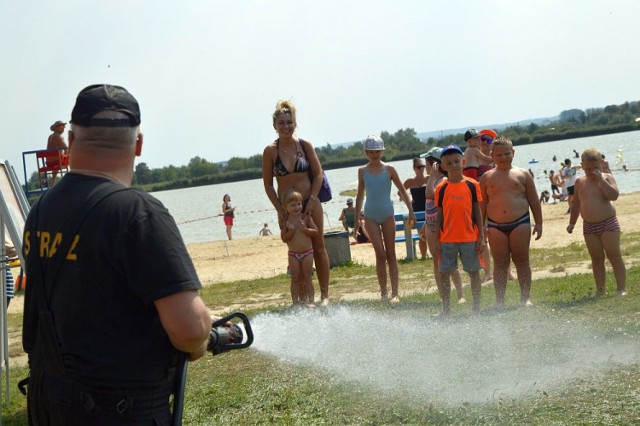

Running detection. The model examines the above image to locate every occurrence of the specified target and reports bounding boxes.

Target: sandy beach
[6,192,640,368]
[187,192,640,286]
[8,192,640,312]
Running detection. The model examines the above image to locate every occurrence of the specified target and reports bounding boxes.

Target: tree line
[25,100,640,193]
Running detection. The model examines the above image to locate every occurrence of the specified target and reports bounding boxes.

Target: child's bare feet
[521,299,534,307]
[389,296,400,304]
[321,298,330,306]
[457,296,466,304]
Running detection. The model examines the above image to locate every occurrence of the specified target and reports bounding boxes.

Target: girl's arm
[281,221,295,242]
[425,164,440,199]
[389,166,416,223]
[435,207,443,255]
[353,167,366,236]
[302,216,318,237]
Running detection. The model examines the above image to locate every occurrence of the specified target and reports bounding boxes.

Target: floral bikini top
[273,139,310,176]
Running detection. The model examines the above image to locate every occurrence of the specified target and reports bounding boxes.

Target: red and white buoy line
[175,199,343,226]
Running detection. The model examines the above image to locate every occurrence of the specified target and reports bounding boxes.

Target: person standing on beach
[548,170,561,198]
[424,148,465,303]
[403,157,429,259]
[281,188,318,307]
[22,84,213,424]
[567,148,626,297]
[480,136,542,307]
[434,145,485,315]
[462,129,492,181]
[354,135,416,303]
[262,99,331,306]
[562,158,579,214]
[477,129,496,282]
[222,194,235,240]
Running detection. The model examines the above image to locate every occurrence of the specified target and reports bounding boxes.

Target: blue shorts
[439,242,482,274]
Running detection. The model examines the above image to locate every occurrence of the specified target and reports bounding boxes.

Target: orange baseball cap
[479,129,497,139]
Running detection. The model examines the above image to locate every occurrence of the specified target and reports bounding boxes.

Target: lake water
[153,131,640,244]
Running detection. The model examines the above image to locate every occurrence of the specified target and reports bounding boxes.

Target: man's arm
[155,290,211,361]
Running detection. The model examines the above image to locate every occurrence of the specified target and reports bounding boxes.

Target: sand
[187,192,640,286]
[8,192,640,313]
[7,191,640,306]
[6,192,640,367]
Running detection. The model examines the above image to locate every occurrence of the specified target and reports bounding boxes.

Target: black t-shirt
[23,173,201,387]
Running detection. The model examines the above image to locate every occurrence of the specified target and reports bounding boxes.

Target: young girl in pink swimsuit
[281,188,318,307]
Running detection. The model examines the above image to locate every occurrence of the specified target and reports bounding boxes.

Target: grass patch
[3,233,640,424]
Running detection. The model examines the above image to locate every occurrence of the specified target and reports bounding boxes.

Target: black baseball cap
[71,84,141,127]
[464,129,479,141]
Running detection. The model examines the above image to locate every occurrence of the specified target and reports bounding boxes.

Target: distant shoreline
[141,127,640,193]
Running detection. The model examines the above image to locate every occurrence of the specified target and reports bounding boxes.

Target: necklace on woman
[280,139,302,157]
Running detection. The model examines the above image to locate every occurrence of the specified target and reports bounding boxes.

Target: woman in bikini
[281,189,318,307]
[262,99,330,306]
[403,158,429,259]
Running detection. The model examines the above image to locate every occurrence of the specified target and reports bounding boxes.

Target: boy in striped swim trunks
[567,148,627,297]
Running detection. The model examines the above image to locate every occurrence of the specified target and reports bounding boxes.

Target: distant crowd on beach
[259,98,627,314]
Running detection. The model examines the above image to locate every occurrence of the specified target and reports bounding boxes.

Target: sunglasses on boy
[481,135,494,144]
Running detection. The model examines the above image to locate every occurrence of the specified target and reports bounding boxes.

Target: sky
[2,0,639,177]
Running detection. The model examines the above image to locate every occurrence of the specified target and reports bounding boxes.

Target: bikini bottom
[487,212,530,236]
[288,247,314,262]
